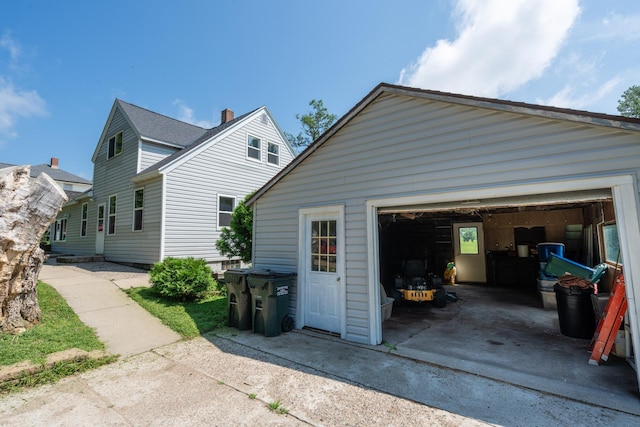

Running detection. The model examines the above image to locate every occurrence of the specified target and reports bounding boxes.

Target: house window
[81,203,88,237]
[133,188,144,231]
[599,222,621,265]
[247,135,261,160]
[218,195,235,228]
[267,142,279,165]
[458,227,479,254]
[54,218,67,242]
[108,195,117,235]
[108,131,123,159]
[221,259,241,270]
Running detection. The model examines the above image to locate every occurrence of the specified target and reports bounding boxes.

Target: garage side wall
[253,93,640,344]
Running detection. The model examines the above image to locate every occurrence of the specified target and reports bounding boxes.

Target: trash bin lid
[250,269,295,278]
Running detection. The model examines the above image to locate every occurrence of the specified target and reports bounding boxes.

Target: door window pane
[459,226,479,254]
[311,220,337,272]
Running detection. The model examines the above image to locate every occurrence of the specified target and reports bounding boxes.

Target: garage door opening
[376,189,639,412]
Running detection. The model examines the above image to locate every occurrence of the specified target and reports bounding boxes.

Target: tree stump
[0,166,68,334]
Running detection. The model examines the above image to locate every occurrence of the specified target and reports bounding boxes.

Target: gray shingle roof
[117,100,208,147]
[0,162,91,184]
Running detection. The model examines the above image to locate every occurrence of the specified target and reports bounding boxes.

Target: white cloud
[398,0,581,98]
[0,32,21,63]
[172,99,214,128]
[593,13,640,42]
[537,76,623,111]
[0,77,47,138]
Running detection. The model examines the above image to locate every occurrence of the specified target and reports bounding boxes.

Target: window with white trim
[247,135,261,160]
[267,142,279,165]
[108,195,117,235]
[80,203,88,237]
[108,131,123,158]
[54,218,67,241]
[133,188,144,231]
[218,195,235,228]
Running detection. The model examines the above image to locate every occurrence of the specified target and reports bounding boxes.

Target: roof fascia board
[384,84,640,132]
[262,107,297,156]
[91,100,143,163]
[158,107,267,176]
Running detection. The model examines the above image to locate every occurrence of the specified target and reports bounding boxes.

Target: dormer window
[108,131,123,158]
[247,135,261,161]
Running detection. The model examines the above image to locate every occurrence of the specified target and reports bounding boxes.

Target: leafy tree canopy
[216,193,254,263]
[617,85,640,118]
[286,99,337,151]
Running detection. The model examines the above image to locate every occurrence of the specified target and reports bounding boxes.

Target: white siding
[139,141,178,172]
[91,109,162,265]
[51,201,94,255]
[163,109,294,262]
[253,93,640,344]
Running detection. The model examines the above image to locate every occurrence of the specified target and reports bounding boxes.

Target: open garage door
[367,180,640,411]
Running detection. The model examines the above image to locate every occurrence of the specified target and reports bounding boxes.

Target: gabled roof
[92,99,208,162]
[134,108,257,177]
[134,106,296,181]
[0,162,91,184]
[247,83,640,206]
[116,100,208,147]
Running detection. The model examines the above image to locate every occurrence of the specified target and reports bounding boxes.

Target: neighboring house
[0,158,92,199]
[248,83,640,385]
[52,99,295,271]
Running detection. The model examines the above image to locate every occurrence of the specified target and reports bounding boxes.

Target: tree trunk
[0,166,68,334]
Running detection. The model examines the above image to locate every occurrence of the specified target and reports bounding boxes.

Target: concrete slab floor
[382,283,640,415]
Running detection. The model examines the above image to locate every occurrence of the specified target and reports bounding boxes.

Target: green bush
[150,257,216,301]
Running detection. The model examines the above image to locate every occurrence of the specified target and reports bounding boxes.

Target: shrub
[150,257,216,301]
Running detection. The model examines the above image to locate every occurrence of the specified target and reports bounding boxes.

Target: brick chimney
[221,108,234,124]
[50,157,59,169]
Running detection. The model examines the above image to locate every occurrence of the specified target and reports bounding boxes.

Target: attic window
[247,135,261,161]
[108,131,123,158]
[268,142,279,165]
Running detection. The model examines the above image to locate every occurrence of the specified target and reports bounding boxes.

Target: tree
[617,85,640,118]
[216,194,254,263]
[286,99,337,151]
[1,166,67,333]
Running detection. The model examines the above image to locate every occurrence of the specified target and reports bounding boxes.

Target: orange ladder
[589,272,627,365]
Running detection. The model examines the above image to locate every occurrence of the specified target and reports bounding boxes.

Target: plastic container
[247,270,296,337]
[537,243,565,263]
[554,283,596,339]
[223,268,253,330]
[545,253,595,279]
[517,245,529,258]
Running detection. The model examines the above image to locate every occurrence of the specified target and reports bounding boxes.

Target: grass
[124,287,228,338]
[267,399,289,415]
[0,282,115,394]
[0,282,106,367]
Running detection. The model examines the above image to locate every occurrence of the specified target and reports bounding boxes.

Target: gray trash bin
[224,268,253,331]
[247,270,295,337]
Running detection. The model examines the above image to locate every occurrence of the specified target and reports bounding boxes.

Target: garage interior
[378,190,639,414]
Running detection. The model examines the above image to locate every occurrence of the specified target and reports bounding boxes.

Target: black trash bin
[554,283,596,339]
[224,268,253,331]
[247,270,295,337]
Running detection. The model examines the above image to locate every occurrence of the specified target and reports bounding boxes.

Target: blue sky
[1,0,639,179]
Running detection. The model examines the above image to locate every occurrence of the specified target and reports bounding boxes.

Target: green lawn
[0,282,106,367]
[1,282,115,394]
[124,287,228,338]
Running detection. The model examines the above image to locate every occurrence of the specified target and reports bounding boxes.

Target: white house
[52,100,296,271]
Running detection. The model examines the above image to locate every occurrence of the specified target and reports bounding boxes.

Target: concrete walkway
[39,261,181,357]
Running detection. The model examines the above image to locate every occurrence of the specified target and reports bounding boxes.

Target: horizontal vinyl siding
[253,92,640,344]
[163,111,293,262]
[51,202,94,255]
[139,142,178,172]
[92,109,162,265]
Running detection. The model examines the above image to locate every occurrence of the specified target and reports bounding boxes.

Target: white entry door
[302,210,344,334]
[453,222,486,283]
[95,203,105,255]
